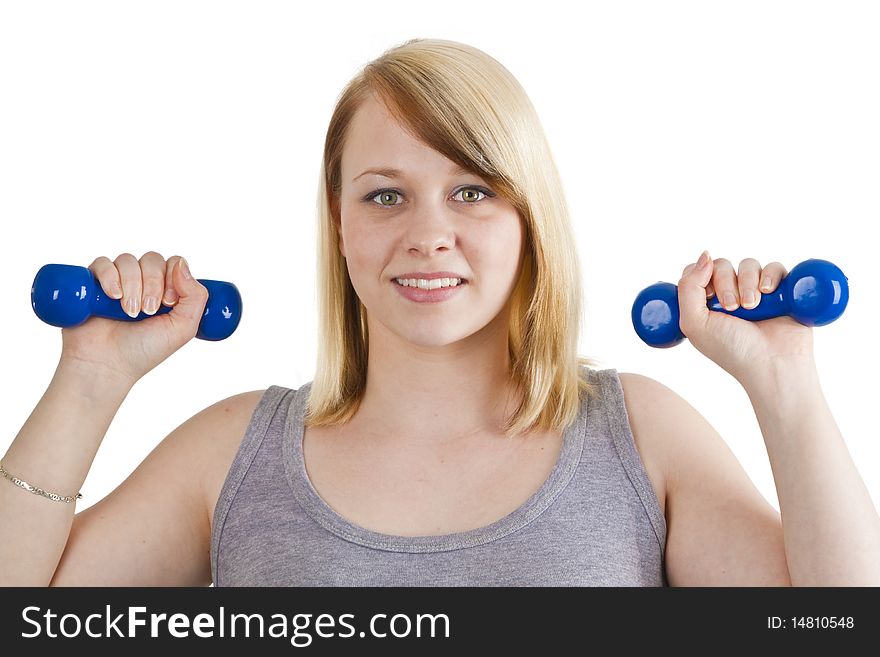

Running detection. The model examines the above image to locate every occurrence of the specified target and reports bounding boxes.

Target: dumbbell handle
[31,264,242,341]
[632,258,849,348]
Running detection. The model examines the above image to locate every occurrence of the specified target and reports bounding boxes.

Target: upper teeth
[395,277,463,289]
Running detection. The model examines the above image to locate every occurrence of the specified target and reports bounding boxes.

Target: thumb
[678,250,713,334]
[169,258,209,329]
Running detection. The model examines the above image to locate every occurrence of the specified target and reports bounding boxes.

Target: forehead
[342,94,449,175]
[347,94,409,142]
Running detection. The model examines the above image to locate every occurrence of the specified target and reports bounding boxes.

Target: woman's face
[338,94,525,349]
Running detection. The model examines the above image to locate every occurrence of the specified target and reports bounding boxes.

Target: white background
[1,1,877,518]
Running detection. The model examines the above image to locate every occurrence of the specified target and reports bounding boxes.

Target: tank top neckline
[281,381,589,553]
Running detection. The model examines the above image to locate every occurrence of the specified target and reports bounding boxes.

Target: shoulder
[615,370,726,477]
[207,388,268,424]
[189,389,268,449]
[616,370,696,451]
[159,389,268,468]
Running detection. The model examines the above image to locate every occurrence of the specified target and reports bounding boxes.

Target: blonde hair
[306,38,601,438]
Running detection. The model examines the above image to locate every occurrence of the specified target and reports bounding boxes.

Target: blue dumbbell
[632,258,849,348]
[31,263,242,341]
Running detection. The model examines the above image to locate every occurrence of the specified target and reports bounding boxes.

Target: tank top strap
[583,367,667,558]
[210,385,296,584]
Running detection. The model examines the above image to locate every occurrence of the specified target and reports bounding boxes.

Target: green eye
[371,190,401,206]
[456,188,485,203]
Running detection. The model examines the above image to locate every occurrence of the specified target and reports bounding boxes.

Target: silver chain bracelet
[0,460,82,503]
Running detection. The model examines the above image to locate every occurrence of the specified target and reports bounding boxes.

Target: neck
[353,315,520,445]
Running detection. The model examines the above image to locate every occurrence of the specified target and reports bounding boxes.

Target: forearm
[0,359,133,585]
[743,359,880,586]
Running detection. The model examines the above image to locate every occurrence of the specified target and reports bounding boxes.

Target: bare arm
[0,358,133,586]
[742,359,880,585]
[2,250,209,586]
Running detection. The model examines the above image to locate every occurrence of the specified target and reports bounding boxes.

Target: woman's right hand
[59,251,209,386]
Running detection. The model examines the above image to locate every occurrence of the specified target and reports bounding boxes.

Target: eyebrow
[352,164,472,183]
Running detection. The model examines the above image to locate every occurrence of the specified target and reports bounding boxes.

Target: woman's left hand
[677,250,816,387]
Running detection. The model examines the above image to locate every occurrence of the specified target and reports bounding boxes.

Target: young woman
[2,39,877,586]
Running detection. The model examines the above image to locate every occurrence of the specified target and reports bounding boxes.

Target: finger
[681,262,713,299]
[678,259,719,300]
[678,250,714,332]
[88,256,123,300]
[711,257,740,311]
[138,251,166,316]
[163,255,183,306]
[737,258,762,309]
[681,262,712,294]
[113,253,143,318]
[167,257,209,337]
[759,261,788,293]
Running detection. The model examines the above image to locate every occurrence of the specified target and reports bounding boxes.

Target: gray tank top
[210,366,668,586]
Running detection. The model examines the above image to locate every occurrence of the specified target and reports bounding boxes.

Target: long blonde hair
[306,38,601,438]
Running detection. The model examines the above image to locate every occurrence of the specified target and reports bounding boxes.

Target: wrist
[740,355,820,403]
[55,356,136,401]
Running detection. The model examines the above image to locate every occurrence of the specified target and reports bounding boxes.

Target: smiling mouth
[391,279,469,304]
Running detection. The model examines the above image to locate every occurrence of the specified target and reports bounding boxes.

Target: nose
[403,204,456,254]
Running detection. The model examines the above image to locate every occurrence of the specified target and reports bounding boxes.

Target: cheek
[474,218,524,278]
[341,221,385,284]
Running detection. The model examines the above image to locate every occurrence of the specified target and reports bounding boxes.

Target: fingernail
[163,289,178,305]
[125,297,139,318]
[143,297,158,315]
[109,284,123,299]
[760,276,772,292]
[722,292,738,311]
[697,250,710,269]
[180,258,192,281]
[742,291,756,308]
